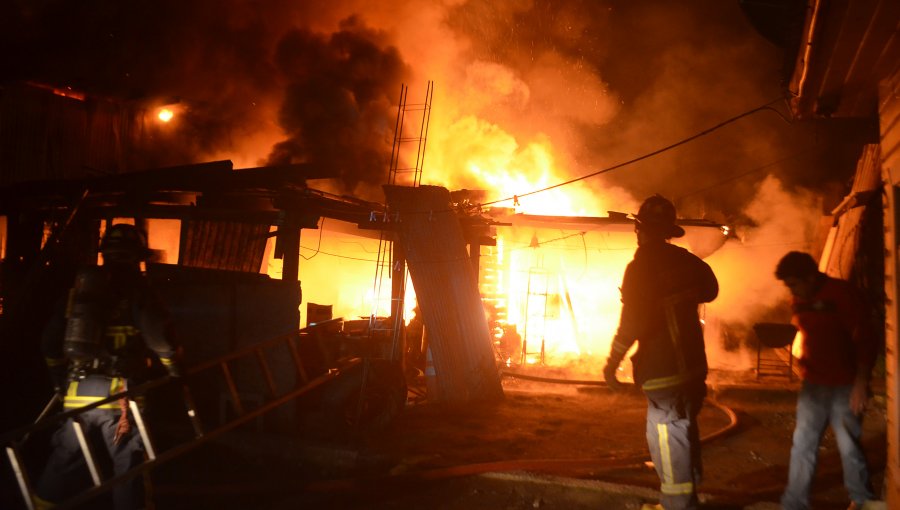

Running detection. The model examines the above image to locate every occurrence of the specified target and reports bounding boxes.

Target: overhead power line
[478,97,789,208]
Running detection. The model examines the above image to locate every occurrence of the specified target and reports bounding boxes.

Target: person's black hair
[775,251,819,281]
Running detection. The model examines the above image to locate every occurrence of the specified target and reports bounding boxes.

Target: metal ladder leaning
[3,327,357,510]
[368,81,434,355]
[521,267,551,365]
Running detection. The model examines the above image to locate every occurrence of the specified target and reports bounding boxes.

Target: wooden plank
[881,67,900,508]
[823,144,881,279]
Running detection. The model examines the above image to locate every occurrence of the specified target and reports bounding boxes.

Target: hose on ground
[157,371,742,497]
[298,371,741,491]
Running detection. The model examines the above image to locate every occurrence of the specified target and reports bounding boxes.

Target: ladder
[3,327,357,510]
[368,81,434,356]
[521,267,551,365]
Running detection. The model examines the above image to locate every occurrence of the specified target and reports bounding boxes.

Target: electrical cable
[299,218,325,261]
[478,97,787,208]
[298,248,377,262]
[674,146,816,201]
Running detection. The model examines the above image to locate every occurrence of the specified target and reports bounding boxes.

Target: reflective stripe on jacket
[610,241,718,391]
[63,376,128,410]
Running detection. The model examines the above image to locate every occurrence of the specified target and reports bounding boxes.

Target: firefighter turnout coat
[609,241,718,392]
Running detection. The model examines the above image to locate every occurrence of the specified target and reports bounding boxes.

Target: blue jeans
[781,381,873,510]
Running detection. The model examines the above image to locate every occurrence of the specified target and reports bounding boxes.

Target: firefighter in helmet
[36,223,180,510]
[603,195,718,510]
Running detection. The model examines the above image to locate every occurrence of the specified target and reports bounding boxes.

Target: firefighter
[35,223,180,510]
[603,195,718,510]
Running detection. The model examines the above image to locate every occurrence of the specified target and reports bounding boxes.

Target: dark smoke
[266,17,410,196]
[0,0,297,168]
[443,0,877,224]
[1,0,877,217]
[1,1,410,192]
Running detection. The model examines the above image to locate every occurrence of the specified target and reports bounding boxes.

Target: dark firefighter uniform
[604,195,718,510]
[36,224,179,510]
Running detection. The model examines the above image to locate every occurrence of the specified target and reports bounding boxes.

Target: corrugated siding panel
[879,67,900,508]
[84,102,137,177]
[0,84,142,186]
[384,185,502,403]
[180,219,268,273]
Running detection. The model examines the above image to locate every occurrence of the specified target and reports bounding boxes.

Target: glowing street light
[157,108,174,123]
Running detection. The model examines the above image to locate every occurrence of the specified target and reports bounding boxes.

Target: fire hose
[156,371,743,499]
[298,371,741,491]
[496,369,740,444]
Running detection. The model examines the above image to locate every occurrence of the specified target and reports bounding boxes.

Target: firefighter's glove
[160,351,183,378]
[603,358,622,392]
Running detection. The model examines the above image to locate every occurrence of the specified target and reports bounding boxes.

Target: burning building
[1,0,898,507]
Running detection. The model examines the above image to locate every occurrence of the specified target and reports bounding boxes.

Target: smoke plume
[2,0,876,371]
[265,17,410,197]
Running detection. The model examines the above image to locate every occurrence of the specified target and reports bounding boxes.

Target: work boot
[640,504,663,510]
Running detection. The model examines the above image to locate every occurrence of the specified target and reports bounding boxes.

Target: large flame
[481,226,636,369]
[138,4,817,377]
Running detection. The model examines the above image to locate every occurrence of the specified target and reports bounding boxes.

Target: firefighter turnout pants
[36,408,145,510]
[644,379,707,510]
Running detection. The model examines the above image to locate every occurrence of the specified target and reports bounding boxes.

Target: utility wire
[298,246,377,262]
[299,218,325,261]
[675,145,815,201]
[479,97,788,208]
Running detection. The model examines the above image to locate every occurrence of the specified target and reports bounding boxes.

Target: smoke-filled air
[1,0,869,374]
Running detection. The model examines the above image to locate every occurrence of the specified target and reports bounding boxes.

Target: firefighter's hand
[603,358,622,392]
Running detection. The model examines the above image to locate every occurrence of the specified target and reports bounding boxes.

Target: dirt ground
[148,367,888,510]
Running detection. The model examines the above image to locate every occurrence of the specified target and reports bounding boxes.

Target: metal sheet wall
[0,84,141,185]
[180,219,269,273]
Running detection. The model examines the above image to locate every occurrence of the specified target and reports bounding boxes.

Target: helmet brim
[635,219,685,239]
